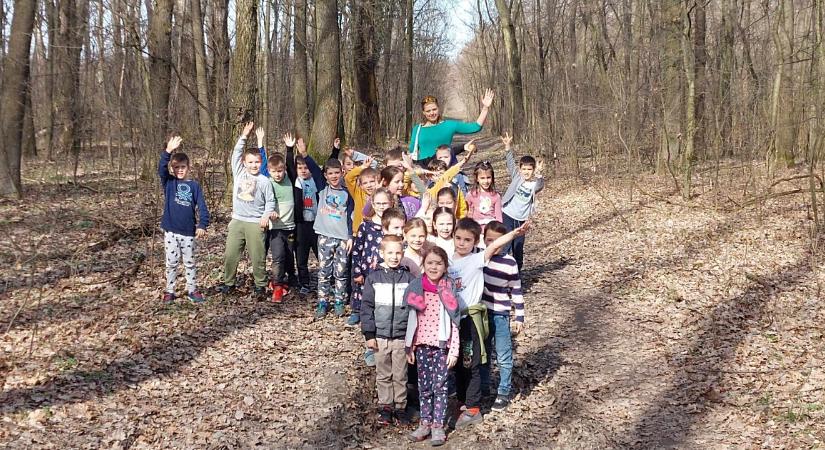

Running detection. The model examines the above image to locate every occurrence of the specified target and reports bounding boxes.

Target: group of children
[158,122,544,446]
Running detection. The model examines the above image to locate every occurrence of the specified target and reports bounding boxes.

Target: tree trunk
[0,0,36,197]
[353,0,381,147]
[692,0,706,159]
[719,0,735,156]
[210,0,230,140]
[148,0,174,141]
[494,0,525,137]
[54,0,87,167]
[404,0,414,137]
[293,0,310,138]
[309,0,341,153]
[231,0,258,128]
[191,0,213,149]
[680,0,696,199]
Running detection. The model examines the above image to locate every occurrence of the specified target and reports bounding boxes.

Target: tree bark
[190,0,213,149]
[148,0,174,141]
[0,0,36,197]
[309,0,342,153]
[494,0,525,137]
[293,0,310,138]
[230,0,258,122]
[353,0,381,147]
[54,0,87,167]
[404,0,414,137]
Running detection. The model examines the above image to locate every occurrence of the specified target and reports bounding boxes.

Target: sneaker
[162,292,175,303]
[430,426,446,446]
[270,283,285,303]
[454,410,483,429]
[214,284,234,294]
[314,301,329,319]
[187,291,206,303]
[252,286,267,300]
[333,300,346,317]
[346,313,360,327]
[394,408,410,426]
[377,406,393,426]
[364,349,376,367]
[408,423,430,442]
[299,285,312,295]
[491,395,510,412]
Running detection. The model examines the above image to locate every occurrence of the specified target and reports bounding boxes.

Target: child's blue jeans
[480,313,514,397]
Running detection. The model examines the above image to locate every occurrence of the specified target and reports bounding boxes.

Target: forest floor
[1,139,825,449]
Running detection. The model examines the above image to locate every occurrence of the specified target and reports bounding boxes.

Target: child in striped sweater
[479,220,525,411]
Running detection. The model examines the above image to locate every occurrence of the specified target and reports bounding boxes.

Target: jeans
[502,213,526,270]
[479,314,514,397]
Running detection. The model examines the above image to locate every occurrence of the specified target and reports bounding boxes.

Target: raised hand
[255,127,265,148]
[361,156,373,168]
[501,132,513,149]
[515,220,531,236]
[333,137,341,149]
[461,139,477,164]
[165,136,183,153]
[401,152,415,171]
[242,121,255,138]
[481,88,495,108]
[282,132,296,148]
[536,159,545,175]
[296,138,307,157]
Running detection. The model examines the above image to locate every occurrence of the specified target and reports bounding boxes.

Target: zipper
[389,269,396,337]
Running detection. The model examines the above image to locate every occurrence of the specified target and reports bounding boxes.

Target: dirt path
[1,140,824,448]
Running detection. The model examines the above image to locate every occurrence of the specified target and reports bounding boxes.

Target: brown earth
[1,139,824,449]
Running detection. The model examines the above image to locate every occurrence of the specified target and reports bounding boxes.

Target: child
[360,235,416,426]
[350,188,395,326]
[400,218,430,277]
[293,138,322,295]
[263,130,298,302]
[345,157,378,233]
[434,144,470,195]
[501,133,544,270]
[158,136,210,303]
[409,146,475,219]
[404,247,461,446]
[449,217,529,428]
[217,122,276,298]
[380,166,421,219]
[465,161,502,229]
[435,187,466,219]
[428,207,456,258]
[313,157,354,318]
[479,220,524,411]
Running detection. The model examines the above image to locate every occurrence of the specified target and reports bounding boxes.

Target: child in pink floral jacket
[403,246,461,446]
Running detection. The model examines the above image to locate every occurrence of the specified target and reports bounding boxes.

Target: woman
[409,89,495,162]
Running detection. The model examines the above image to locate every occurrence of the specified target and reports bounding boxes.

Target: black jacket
[361,266,415,340]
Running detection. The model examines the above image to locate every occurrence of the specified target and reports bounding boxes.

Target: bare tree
[309,0,342,152]
[0,0,37,197]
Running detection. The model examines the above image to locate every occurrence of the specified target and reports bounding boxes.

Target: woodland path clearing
[1,139,824,449]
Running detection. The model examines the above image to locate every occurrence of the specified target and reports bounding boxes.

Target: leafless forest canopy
[0,0,823,205]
